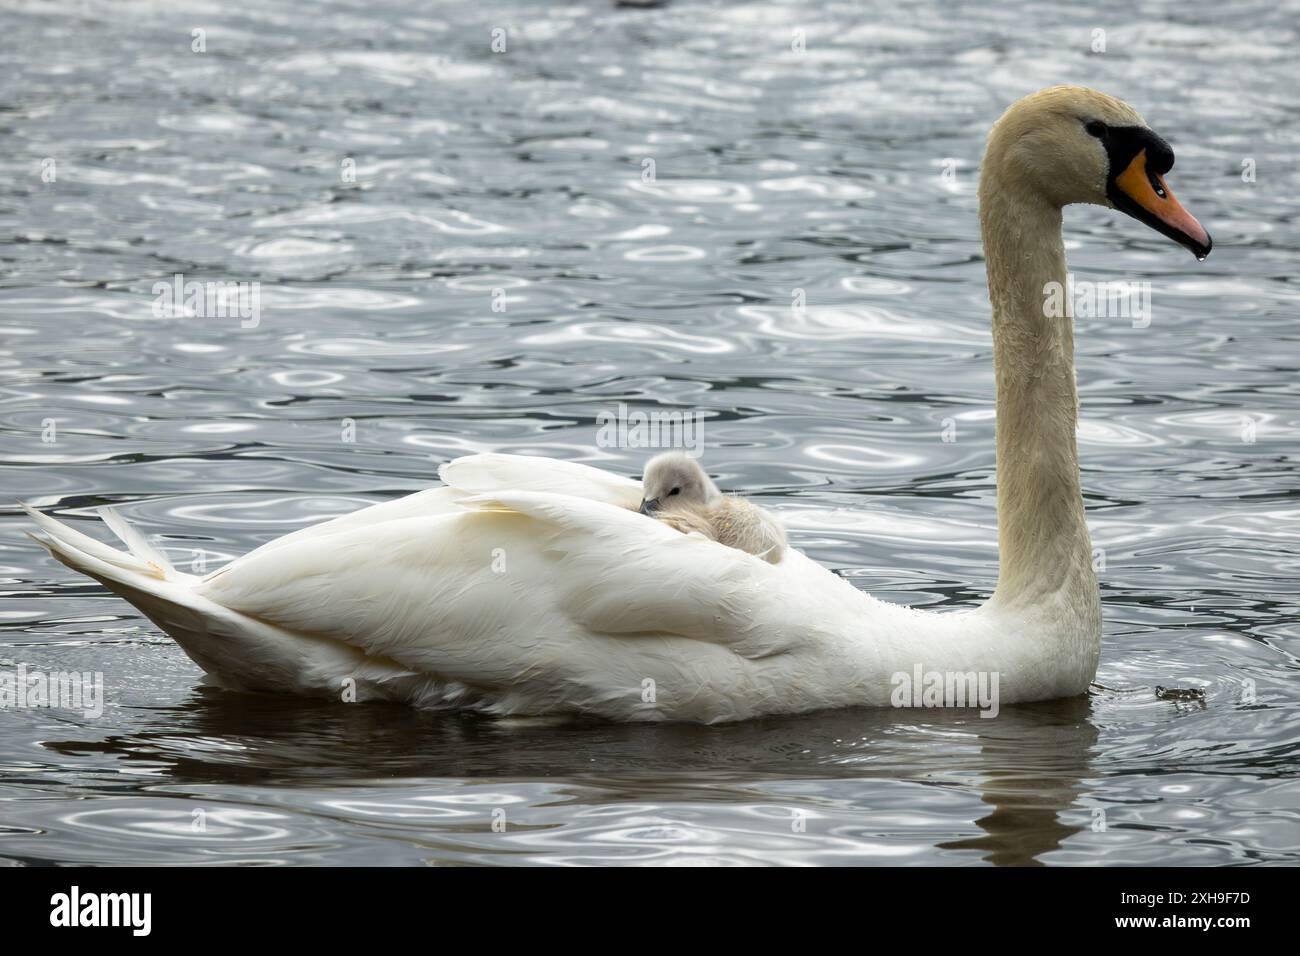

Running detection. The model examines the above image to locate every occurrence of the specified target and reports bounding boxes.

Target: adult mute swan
[28,86,1212,723]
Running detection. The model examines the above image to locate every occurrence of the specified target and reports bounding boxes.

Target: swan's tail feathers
[23,504,233,670]
[22,505,228,667]
[96,506,176,577]
[22,503,178,582]
[23,504,349,691]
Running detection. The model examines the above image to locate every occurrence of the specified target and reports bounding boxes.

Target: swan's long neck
[978,170,1098,613]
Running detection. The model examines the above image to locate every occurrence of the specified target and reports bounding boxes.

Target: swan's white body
[26,453,1093,722]
[29,87,1210,723]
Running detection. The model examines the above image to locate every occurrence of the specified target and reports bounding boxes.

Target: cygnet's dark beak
[639,498,660,516]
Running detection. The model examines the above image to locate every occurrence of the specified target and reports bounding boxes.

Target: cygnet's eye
[1084,120,1107,138]
[668,487,680,496]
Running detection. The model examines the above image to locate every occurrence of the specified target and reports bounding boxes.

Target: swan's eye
[1084,120,1107,138]
[668,488,680,496]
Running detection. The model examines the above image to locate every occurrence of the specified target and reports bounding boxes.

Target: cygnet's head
[639,452,719,516]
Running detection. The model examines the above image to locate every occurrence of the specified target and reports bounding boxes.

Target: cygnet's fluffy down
[638,452,786,564]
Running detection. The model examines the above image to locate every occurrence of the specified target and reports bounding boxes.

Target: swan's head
[983,85,1211,259]
[639,452,719,515]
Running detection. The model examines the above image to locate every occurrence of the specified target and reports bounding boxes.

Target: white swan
[28,86,1212,723]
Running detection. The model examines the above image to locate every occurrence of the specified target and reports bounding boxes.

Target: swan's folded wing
[206,486,468,574]
[455,490,807,655]
[439,453,642,511]
[217,453,637,573]
[197,490,816,696]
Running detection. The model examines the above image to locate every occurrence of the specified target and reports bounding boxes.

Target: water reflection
[939,699,1097,866]
[29,691,1104,865]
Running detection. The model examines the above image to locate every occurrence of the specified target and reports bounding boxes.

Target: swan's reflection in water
[37,691,1098,865]
[937,698,1097,866]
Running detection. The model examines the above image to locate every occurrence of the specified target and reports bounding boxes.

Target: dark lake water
[2,0,1298,865]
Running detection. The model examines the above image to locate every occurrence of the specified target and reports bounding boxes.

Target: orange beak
[1110,149,1212,259]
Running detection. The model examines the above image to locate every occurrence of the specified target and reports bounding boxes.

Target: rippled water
[2,0,1298,866]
